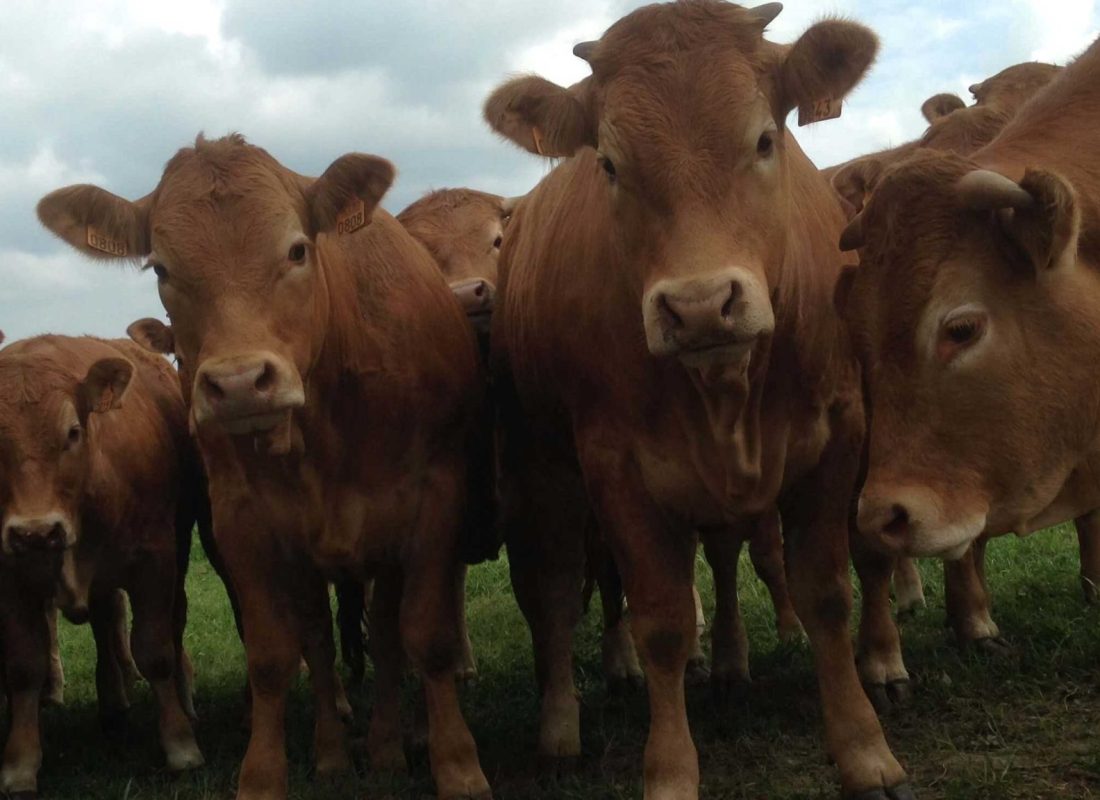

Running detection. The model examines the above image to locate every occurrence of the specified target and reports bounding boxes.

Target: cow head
[970,61,1062,113]
[484,1,877,372]
[398,188,517,316]
[0,353,133,557]
[38,134,394,441]
[837,150,1090,558]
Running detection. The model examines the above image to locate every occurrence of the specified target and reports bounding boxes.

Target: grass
[11,523,1100,799]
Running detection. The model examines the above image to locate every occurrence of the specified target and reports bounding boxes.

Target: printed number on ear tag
[336,199,366,235]
[86,226,128,256]
[798,98,842,127]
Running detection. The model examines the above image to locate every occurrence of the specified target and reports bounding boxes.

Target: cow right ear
[307,154,395,237]
[920,93,965,123]
[80,358,134,416]
[37,185,151,261]
[831,157,884,217]
[484,75,595,157]
[126,318,174,356]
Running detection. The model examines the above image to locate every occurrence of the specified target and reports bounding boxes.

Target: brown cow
[38,134,490,800]
[0,334,202,797]
[483,3,910,798]
[836,36,1100,662]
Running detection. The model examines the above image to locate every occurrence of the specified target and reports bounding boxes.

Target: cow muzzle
[2,513,75,557]
[642,268,774,367]
[857,484,987,560]
[192,352,305,434]
[450,278,496,316]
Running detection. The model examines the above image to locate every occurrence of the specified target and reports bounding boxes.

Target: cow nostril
[658,294,684,330]
[202,372,226,401]
[883,504,910,538]
[254,363,275,394]
[473,281,486,298]
[720,281,743,320]
[47,523,65,548]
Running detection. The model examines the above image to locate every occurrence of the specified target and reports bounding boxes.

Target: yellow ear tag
[798,98,842,127]
[86,226,128,256]
[532,126,546,156]
[336,198,366,236]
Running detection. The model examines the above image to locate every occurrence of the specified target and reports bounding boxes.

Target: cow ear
[957,169,1079,274]
[0,331,5,347]
[484,75,595,157]
[831,157,885,218]
[37,185,151,260]
[774,19,879,125]
[307,154,395,237]
[80,358,134,415]
[126,318,174,356]
[921,93,966,123]
[833,264,860,318]
[839,213,865,252]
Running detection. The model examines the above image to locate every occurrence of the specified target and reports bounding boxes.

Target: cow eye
[598,154,617,184]
[492,235,503,250]
[65,424,82,449]
[145,262,168,281]
[757,131,775,157]
[938,311,987,362]
[288,243,307,263]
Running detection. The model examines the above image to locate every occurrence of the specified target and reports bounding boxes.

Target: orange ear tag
[86,226,128,256]
[532,126,546,156]
[798,97,842,127]
[336,198,366,235]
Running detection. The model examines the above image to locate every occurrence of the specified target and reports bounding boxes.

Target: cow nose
[642,267,774,359]
[192,352,305,431]
[3,518,70,555]
[200,360,275,405]
[450,278,496,315]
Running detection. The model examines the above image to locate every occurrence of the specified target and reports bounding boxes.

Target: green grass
[12,524,1100,799]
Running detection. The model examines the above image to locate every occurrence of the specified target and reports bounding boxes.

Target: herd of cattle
[2,1,1099,798]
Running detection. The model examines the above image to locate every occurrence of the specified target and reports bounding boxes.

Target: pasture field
[23,524,1100,799]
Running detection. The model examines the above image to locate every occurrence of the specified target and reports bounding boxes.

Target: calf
[837,37,1100,668]
[38,134,490,800]
[483,3,909,797]
[0,334,202,797]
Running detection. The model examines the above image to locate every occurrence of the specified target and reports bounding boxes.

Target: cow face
[0,356,132,557]
[38,135,394,440]
[969,62,1062,112]
[398,189,514,315]
[485,1,877,371]
[837,150,1091,558]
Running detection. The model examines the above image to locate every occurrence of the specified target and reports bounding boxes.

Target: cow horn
[501,196,524,215]
[573,41,597,62]
[956,170,1035,211]
[838,214,864,252]
[748,2,783,26]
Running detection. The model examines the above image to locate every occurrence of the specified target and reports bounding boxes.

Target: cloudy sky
[1,0,1096,342]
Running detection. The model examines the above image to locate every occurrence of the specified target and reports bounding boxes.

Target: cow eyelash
[143,261,168,280]
[65,424,82,448]
[597,154,617,184]
[288,243,308,263]
[493,235,503,250]
[757,131,775,157]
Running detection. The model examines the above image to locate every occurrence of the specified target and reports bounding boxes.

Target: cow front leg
[298,575,352,778]
[778,408,911,798]
[944,540,1006,653]
[701,529,749,703]
[851,540,910,712]
[111,590,140,693]
[748,510,803,641]
[892,559,926,618]
[595,547,644,693]
[366,571,407,773]
[127,552,203,774]
[0,603,48,797]
[402,465,490,800]
[1075,510,1100,604]
[88,591,131,735]
[580,442,698,800]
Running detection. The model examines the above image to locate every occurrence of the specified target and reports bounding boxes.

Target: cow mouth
[677,338,755,370]
[219,410,292,436]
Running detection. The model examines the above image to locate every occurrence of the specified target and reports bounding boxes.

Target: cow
[0,334,202,798]
[37,134,492,800]
[482,3,912,798]
[835,35,1100,684]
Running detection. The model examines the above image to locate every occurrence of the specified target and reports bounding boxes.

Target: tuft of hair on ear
[1012,169,1080,272]
[780,19,879,121]
[831,157,884,217]
[81,357,134,415]
[483,75,593,157]
[126,318,174,356]
[36,185,150,262]
[921,92,966,123]
[307,154,395,235]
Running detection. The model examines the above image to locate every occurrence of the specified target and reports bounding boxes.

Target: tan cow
[836,36,1100,672]
[483,3,910,798]
[38,135,490,800]
[0,334,202,797]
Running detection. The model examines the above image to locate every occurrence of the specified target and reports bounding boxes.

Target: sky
[0,0,1096,342]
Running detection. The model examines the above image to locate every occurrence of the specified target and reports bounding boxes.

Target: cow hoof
[165,740,205,772]
[100,709,128,739]
[895,602,925,622]
[606,673,645,697]
[848,783,917,800]
[443,791,493,800]
[886,678,913,707]
[538,754,580,777]
[777,620,805,644]
[973,636,1014,657]
[684,657,711,687]
[369,743,409,775]
[863,681,907,715]
[42,687,65,708]
[1082,576,1099,605]
[456,667,479,686]
[711,673,751,707]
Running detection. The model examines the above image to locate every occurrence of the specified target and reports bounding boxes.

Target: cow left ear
[957,169,1079,274]
[126,318,174,356]
[80,358,134,416]
[773,19,879,126]
[921,93,966,124]
[306,154,395,237]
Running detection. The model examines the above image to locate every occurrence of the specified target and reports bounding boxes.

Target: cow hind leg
[851,541,910,712]
[944,540,1007,653]
[42,607,64,708]
[0,607,49,797]
[455,565,478,684]
[112,590,140,693]
[748,510,804,641]
[596,549,644,694]
[702,529,749,704]
[88,592,132,734]
[366,571,408,774]
[299,576,352,779]
[1075,510,1100,605]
